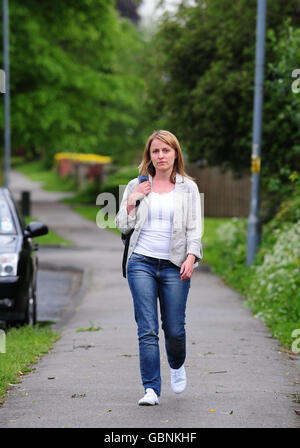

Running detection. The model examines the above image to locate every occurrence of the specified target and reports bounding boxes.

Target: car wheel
[26,282,37,326]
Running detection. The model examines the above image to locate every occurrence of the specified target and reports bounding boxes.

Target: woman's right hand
[128,181,151,204]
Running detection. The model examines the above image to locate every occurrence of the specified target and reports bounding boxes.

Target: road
[0,169,299,429]
[37,268,82,326]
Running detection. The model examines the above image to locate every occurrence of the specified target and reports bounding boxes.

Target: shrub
[247,220,300,346]
[207,177,300,348]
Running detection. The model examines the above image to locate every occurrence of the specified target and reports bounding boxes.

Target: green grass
[202,217,231,268]
[25,216,73,247]
[15,160,77,192]
[0,323,60,405]
[73,205,121,235]
[202,217,250,287]
[62,182,100,205]
[203,217,230,242]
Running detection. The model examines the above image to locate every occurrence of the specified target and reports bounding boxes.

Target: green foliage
[262,23,300,216]
[247,220,300,346]
[204,217,252,292]
[0,0,149,168]
[144,0,300,213]
[204,179,300,348]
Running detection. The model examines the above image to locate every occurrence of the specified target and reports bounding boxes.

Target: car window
[10,194,25,231]
[0,197,17,234]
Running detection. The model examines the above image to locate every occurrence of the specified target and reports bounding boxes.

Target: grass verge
[14,160,77,192]
[25,216,73,247]
[0,323,60,405]
[73,205,121,235]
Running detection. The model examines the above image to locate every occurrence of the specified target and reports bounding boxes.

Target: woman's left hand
[180,254,195,280]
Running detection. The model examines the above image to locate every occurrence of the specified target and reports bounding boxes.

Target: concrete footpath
[0,170,299,428]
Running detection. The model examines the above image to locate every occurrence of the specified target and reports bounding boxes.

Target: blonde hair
[138,130,194,183]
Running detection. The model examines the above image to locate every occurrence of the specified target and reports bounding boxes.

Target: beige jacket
[115,173,203,271]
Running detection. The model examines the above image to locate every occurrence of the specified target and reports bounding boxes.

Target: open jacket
[115,173,203,272]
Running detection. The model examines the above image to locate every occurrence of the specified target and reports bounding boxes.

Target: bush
[204,176,300,348]
[247,220,300,346]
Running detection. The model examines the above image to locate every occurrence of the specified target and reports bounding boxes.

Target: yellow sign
[251,156,261,173]
[54,152,111,164]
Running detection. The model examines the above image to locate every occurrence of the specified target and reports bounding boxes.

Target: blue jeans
[127,252,190,397]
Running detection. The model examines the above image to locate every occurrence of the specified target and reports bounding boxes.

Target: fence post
[21,191,31,217]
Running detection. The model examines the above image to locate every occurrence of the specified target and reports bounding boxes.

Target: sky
[138,0,180,19]
[137,0,196,27]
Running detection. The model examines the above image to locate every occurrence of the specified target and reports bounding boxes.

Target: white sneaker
[138,388,159,406]
[170,365,187,394]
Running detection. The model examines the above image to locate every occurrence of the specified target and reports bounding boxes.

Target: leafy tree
[262,21,300,213]
[0,0,148,168]
[143,0,300,211]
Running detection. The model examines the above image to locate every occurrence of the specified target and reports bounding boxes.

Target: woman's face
[149,138,177,175]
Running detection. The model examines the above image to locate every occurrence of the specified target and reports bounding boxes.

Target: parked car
[0,188,48,326]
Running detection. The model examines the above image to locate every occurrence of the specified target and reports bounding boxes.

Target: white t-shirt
[134,190,174,259]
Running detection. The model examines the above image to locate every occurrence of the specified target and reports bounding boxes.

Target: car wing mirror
[25,221,49,238]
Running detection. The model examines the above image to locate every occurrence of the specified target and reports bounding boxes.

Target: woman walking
[116,130,203,406]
